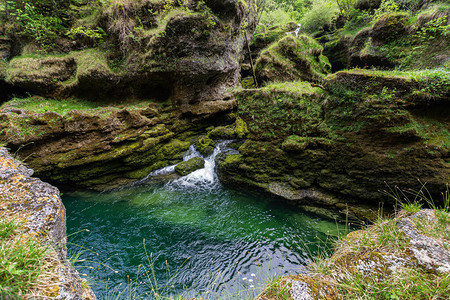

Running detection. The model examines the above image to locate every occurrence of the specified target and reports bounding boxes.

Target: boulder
[196,135,216,156]
[175,157,205,176]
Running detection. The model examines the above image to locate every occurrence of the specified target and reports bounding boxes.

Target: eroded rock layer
[217,70,449,220]
[1,0,257,116]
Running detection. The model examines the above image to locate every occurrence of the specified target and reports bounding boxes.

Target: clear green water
[63,145,347,299]
[64,184,346,299]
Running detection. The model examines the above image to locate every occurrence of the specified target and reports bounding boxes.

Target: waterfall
[142,141,234,190]
[166,141,232,190]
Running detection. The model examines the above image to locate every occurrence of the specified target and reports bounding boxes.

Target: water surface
[63,144,347,299]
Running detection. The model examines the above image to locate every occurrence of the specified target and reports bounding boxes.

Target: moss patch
[175,157,205,176]
[255,34,331,85]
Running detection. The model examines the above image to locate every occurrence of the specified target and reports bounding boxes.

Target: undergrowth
[0,219,51,299]
[302,183,450,299]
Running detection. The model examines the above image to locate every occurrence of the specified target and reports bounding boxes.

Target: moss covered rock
[0,98,208,190]
[217,72,449,220]
[255,34,331,85]
[2,0,258,116]
[208,117,250,140]
[324,8,449,70]
[175,157,205,176]
[196,135,216,156]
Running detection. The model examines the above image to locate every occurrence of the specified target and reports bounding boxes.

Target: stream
[63,142,348,299]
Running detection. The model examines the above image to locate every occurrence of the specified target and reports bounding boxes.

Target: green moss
[156,139,190,160]
[71,48,115,78]
[255,34,331,85]
[175,157,205,176]
[0,59,6,80]
[234,117,249,139]
[223,154,243,166]
[1,96,101,116]
[208,126,236,139]
[281,135,308,152]
[196,135,215,156]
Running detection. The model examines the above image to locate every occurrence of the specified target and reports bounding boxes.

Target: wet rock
[175,157,205,176]
[196,135,216,157]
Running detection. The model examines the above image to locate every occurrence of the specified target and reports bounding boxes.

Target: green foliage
[300,0,339,33]
[10,3,64,52]
[66,25,106,45]
[260,6,295,25]
[414,15,450,41]
[0,220,49,297]
[335,0,357,19]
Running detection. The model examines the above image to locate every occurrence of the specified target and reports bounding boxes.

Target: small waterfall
[166,141,232,191]
[145,145,199,177]
[141,140,233,190]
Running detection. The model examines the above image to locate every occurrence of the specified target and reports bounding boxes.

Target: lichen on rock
[0,147,95,299]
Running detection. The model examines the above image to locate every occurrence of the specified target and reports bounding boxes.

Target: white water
[144,140,233,190]
[167,141,232,190]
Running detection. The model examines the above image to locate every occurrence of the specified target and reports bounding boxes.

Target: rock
[323,9,449,70]
[6,56,77,98]
[244,22,300,77]
[196,135,216,156]
[0,147,95,299]
[175,157,205,176]
[370,12,409,43]
[397,209,450,273]
[255,35,331,85]
[234,117,249,138]
[258,209,450,299]
[3,0,258,116]
[208,117,249,140]
[216,71,449,221]
[0,103,197,190]
[208,125,236,139]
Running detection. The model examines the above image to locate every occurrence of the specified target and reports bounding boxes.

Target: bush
[300,0,339,33]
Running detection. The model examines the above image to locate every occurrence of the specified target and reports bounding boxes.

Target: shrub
[300,0,339,33]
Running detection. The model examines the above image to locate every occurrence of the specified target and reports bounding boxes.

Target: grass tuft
[0,220,50,298]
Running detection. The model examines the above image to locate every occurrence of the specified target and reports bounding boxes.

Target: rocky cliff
[0,0,257,190]
[0,147,95,299]
[217,69,449,221]
[1,0,257,116]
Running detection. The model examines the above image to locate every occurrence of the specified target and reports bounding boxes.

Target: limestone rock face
[3,0,257,116]
[217,71,449,220]
[0,147,95,299]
